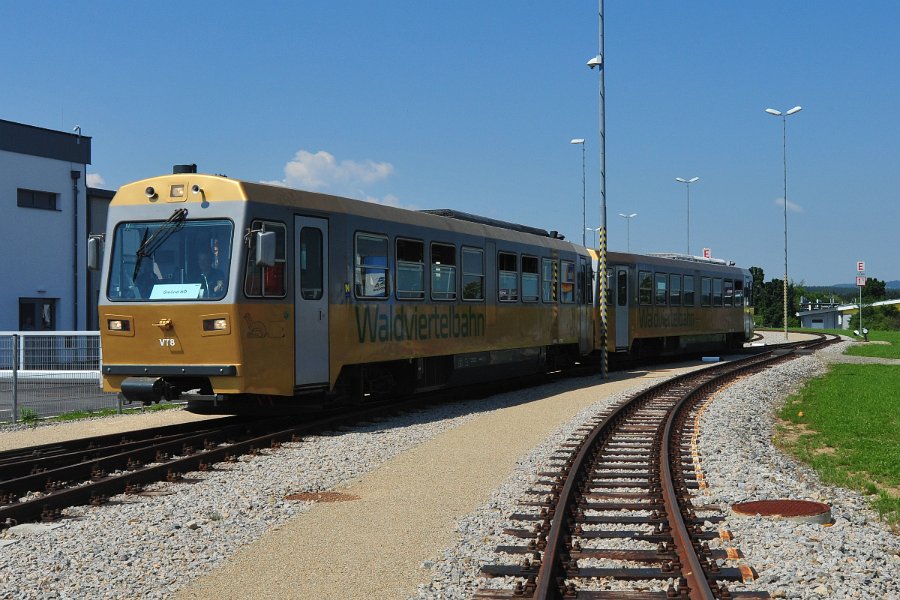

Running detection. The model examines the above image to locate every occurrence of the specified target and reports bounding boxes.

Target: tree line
[749,267,900,331]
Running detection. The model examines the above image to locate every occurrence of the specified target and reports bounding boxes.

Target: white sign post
[856,261,867,340]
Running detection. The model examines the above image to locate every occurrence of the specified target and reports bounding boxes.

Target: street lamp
[587,0,608,380]
[585,226,600,248]
[618,213,637,252]
[674,176,700,255]
[765,105,802,341]
[571,138,586,245]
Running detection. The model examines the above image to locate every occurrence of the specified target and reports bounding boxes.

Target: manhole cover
[284,491,360,503]
[731,499,831,524]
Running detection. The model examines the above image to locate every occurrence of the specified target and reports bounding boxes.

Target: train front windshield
[107,215,234,301]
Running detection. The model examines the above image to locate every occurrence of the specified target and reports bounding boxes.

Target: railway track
[0,366,559,529]
[0,400,419,529]
[475,334,838,599]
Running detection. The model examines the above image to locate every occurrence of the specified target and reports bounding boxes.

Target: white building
[1,119,97,331]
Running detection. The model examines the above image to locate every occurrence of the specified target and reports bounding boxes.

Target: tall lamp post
[571,138,586,245]
[587,0,607,380]
[585,226,600,248]
[674,176,699,255]
[618,213,637,252]
[765,105,802,341]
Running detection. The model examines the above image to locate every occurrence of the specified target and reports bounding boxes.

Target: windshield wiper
[132,208,188,280]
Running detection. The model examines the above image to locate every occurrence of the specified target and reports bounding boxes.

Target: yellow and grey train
[92,166,753,413]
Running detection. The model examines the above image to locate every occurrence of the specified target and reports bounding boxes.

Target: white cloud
[86,173,106,188]
[775,197,803,213]
[278,150,393,190]
[265,149,407,208]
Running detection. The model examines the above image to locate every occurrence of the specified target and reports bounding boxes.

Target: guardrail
[0,331,120,423]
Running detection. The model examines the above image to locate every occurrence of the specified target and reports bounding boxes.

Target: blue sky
[3,1,898,285]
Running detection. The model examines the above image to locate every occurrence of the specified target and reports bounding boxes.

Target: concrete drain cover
[731,499,832,524]
[284,491,360,503]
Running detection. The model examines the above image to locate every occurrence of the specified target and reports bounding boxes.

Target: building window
[17,188,58,211]
[19,298,56,330]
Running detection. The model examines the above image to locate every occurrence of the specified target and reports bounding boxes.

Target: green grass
[3,401,183,426]
[775,364,900,528]
[844,330,900,359]
[791,327,900,359]
[51,401,183,422]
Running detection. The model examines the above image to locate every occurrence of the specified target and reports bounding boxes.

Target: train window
[542,259,557,302]
[462,247,484,301]
[654,273,667,305]
[584,259,594,305]
[498,252,519,302]
[606,269,614,306]
[299,227,323,300]
[522,256,539,302]
[431,243,457,301]
[576,258,586,304]
[639,271,653,305]
[560,261,575,303]
[243,220,285,299]
[109,218,235,301]
[617,270,627,306]
[670,274,682,306]
[724,278,734,307]
[355,233,388,298]
[736,279,746,307]
[684,275,695,306]
[713,278,723,306]
[396,239,425,300]
[701,277,712,306]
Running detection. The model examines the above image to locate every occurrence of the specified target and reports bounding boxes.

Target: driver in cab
[196,251,226,298]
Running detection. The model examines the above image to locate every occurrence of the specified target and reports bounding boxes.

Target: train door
[578,257,592,353]
[293,216,329,387]
[615,267,630,350]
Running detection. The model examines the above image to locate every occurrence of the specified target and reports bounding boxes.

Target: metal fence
[0,331,121,423]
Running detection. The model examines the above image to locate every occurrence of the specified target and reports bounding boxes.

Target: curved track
[476,334,838,599]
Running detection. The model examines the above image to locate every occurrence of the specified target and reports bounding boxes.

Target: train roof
[602,250,749,274]
[112,172,583,253]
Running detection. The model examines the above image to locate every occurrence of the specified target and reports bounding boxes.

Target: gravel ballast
[1,338,897,599]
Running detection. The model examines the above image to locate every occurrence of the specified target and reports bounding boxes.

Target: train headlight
[170,184,185,198]
[203,318,228,331]
[108,319,130,331]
